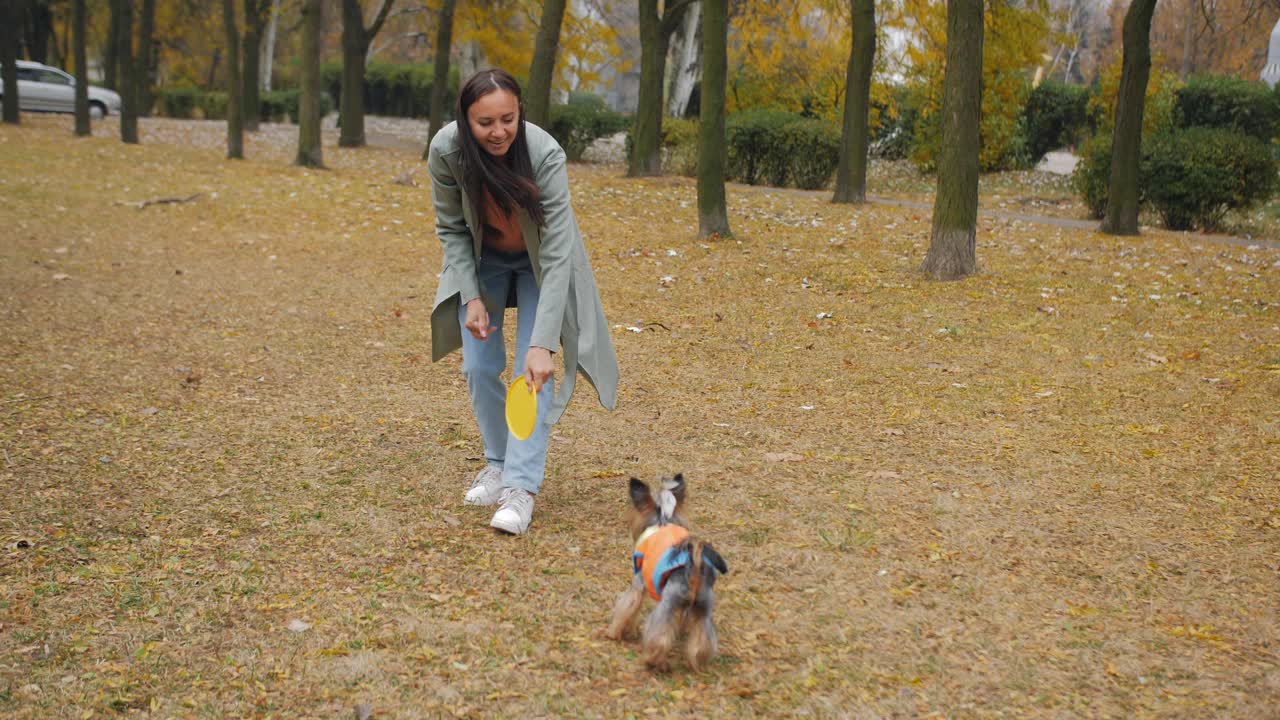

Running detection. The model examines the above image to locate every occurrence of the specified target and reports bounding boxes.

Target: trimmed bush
[661,117,700,176]
[1142,126,1279,231]
[1071,133,1114,220]
[726,109,801,185]
[777,118,842,190]
[197,92,228,120]
[259,91,292,123]
[322,60,458,120]
[1174,75,1280,141]
[547,92,630,162]
[157,88,200,119]
[1023,80,1092,162]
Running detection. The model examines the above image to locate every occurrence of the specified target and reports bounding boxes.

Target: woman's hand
[524,346,554,392]
[464,298,496,341]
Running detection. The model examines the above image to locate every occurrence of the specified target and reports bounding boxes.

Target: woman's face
[467,88,520,157]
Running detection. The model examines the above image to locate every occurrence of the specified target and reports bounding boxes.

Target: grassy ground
[2,115,1278,718]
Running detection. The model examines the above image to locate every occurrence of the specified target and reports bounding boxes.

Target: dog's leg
[684,578,718,671]
[605,574,646,642]
[642,576,688,672]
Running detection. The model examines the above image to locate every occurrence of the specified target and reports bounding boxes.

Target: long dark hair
[456,69,545,227]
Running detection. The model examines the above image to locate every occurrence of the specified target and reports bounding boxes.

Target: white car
[3,60,122,120]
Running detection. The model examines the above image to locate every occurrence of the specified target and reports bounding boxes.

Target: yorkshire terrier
[604,473,728,672]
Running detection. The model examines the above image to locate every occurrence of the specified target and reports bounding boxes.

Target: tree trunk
[339,0,369,147]
[243,0,269,131]
[115,0,138,144]
[339,0,395,148]
[1180,0,1195,79]
[665,2,700,117]
[697,0,729,238]
[1102,0,1157,236]
[103,4,118,90]
[296,0,324,167]
[137,0,155,116]
[2,0,19,125]
[25,1,54,63]
[263,0,280,92]
[74,0,89,135]
[526,0,567,128]
[921,0,982,280]
[630,0,668,176]
[833,0,875,204]
[426,0,457,153]
[223,0,244,159]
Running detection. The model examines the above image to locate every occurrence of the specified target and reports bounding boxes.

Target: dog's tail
[683,540,728,604]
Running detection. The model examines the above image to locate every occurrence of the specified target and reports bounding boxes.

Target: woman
[428,69,618,535]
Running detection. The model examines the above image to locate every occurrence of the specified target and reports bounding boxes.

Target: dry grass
[2,114,1278,719]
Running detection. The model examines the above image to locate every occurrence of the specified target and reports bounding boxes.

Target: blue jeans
[459,250,554,494]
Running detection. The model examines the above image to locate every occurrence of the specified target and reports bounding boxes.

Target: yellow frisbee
[505,376,538,440]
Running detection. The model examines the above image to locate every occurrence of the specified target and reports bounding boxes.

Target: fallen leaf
[764,452,803,463]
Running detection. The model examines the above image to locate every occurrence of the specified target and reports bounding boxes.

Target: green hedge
[724,110,841,189]
[156,87,331,123]
[322,61,459,119]
[547,92,629,162]
[1071,133,1115,220]
[726,109,799,185]
[777,119,842,190]
[1022,80,1093,163]
[1071,126,1278,230]
[1174,75,1280,141]
[158,88,200,119]
[1143,126,1278,231]
[661,118,701,177]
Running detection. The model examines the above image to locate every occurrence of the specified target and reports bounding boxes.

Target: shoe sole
[464,494,500,506]
[490,516,529,535]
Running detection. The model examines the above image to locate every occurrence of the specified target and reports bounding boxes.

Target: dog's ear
[701,544,728,575]
[666,472,686,505]
[629,477,653,510]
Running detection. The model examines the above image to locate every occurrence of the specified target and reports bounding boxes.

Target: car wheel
[89,102,106,120]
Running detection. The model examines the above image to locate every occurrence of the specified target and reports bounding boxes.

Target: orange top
[481,187,525,253]
[633,525,691,600]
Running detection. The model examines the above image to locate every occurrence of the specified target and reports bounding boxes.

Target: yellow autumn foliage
[888,0,1051,171]
[728,0,892,127]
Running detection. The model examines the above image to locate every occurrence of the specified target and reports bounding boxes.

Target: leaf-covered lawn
[2,115,1278,718]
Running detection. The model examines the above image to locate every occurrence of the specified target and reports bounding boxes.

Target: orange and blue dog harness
[633,524,691,601]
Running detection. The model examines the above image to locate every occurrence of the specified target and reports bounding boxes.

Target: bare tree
[1102,0,1158,236]
[138,0,156,115]
[112,0,139,144]
[263,0,281,92]
[921,0,983,280]
[630,0,696,176]
[2,0,20,125]
[527,0,567,128]
[296,0,325,167]
[427,0,458,152]
[697,0,729,238]
[243,0,272,131]
[223,0,244,159]
[833,0,876,204]
[74,0,89,135]
[339,0,395,148]
[666,2,700,117]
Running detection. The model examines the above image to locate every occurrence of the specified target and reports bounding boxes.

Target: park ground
[1,115,1278,718]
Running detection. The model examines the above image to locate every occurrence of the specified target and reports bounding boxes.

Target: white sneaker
[464,466,504,506]
[490,487,535,535]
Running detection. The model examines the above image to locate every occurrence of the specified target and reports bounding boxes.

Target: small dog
[604,473,728,672]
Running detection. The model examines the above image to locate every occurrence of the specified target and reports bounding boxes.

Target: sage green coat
[428,121,618,424]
